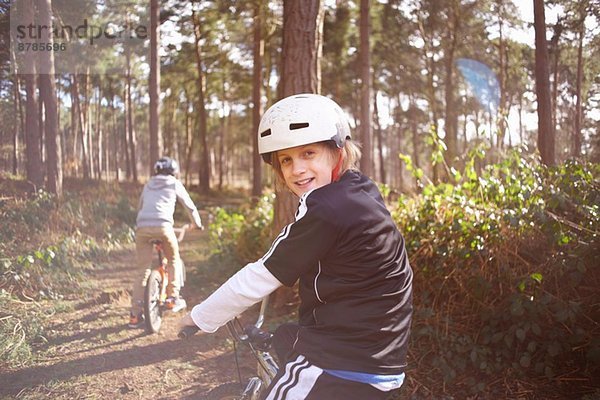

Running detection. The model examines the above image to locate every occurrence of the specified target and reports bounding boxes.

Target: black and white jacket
[191,170,413,374]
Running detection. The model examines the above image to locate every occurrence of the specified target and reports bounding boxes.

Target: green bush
[208,193,274,265]
[395,150,599,395]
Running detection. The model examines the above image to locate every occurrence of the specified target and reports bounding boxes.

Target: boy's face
[276,143,337,197]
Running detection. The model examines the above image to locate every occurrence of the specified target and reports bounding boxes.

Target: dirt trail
[0,229,254,400]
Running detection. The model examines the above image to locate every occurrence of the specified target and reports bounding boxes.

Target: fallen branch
[545,210,598,235]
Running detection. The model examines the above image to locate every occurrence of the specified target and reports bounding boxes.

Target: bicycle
[144,224,190,334]
[179,296,407,400]
[179,296,278,400]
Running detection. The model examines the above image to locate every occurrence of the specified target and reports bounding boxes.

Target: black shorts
[261,354,400,400]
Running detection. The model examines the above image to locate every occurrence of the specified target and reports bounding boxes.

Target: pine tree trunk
[21,0,43,189]
[192,8,211,194]
[359,0,372,175]
[533,0,555,166]
[12,74,21,175]
[252,1,264,198]
[443,2,459,171]
[573,10,585,158]
[125,59,137,182]
[38,0,62,196]
[497,3,507,149]
[271,0,325,309]
[24,73,43,188]
[276,0,324,233]
[149,0,161,173]
[373,89,386,184]
[73,74,90,179]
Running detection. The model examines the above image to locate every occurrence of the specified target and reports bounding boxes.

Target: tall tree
[19,0,43,188]
[275,0,324,232]
[442,0,460,170]
[533,0,556,166]
[252,0,264,198]
[125,52,138,182]
[572,1,587,157]
[10,55,22,175]
[359,0,372,175]
[149,0,161,172]
[192,6,210,194]
[38,0,62,196]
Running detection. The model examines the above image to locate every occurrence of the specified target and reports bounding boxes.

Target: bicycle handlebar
[178,295,269,341]
[173,224,190,242]
[178,324,200,339]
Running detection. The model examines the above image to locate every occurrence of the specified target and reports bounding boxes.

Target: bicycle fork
[241,350,277,399]
[241,377,263,400]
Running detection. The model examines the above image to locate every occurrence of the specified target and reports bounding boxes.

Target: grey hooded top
[136,175,202,228]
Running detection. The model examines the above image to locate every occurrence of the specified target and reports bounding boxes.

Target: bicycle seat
[150,239,163,245]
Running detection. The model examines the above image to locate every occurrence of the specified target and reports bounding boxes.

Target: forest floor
[0,227,261,400]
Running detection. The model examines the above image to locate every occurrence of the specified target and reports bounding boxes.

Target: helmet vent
[289,122,309,130]
[260,129,272,138]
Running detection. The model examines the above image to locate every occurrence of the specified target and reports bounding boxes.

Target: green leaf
[530,273,543,284]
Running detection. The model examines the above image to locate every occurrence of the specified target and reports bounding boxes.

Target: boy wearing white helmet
[129,157,203,328]
[181,94,413,399]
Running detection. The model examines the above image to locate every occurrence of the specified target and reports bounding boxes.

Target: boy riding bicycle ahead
[180,94,413,399]
[129,157,203,328]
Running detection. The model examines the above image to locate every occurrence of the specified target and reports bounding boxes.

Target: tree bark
[497,1,507,148]
[276,0,324,233]
[359,0,372,175]
[94,87,103,179]
[252,0,264,198]
[38,0,62,196]
[24,74,43,188]
[533,0,555,166]
[122,78,131,180]
[183,89,194,187]
[149,0,162,173]
[72,74,90,179]
[573,8,585,158]
[12,74,21,175]
[125,54,138,182]
[218,78,227,191]
[270,0,324,309]
[443,0,459,170]
[19,0,44,189]
[192,8,211,194]
[373,90,386,184]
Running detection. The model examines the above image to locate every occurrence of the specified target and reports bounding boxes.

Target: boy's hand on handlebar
[178,312,201,339]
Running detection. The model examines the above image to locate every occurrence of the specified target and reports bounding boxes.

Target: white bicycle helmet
[258,93,351,164]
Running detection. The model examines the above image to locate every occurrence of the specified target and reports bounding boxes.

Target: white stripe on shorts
[265,355,323,400]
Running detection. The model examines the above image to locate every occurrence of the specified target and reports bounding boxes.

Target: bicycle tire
[144,269,163,334]
[199,382,244,400]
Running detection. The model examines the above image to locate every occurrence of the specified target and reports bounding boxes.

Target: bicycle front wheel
[144,269,163,334]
